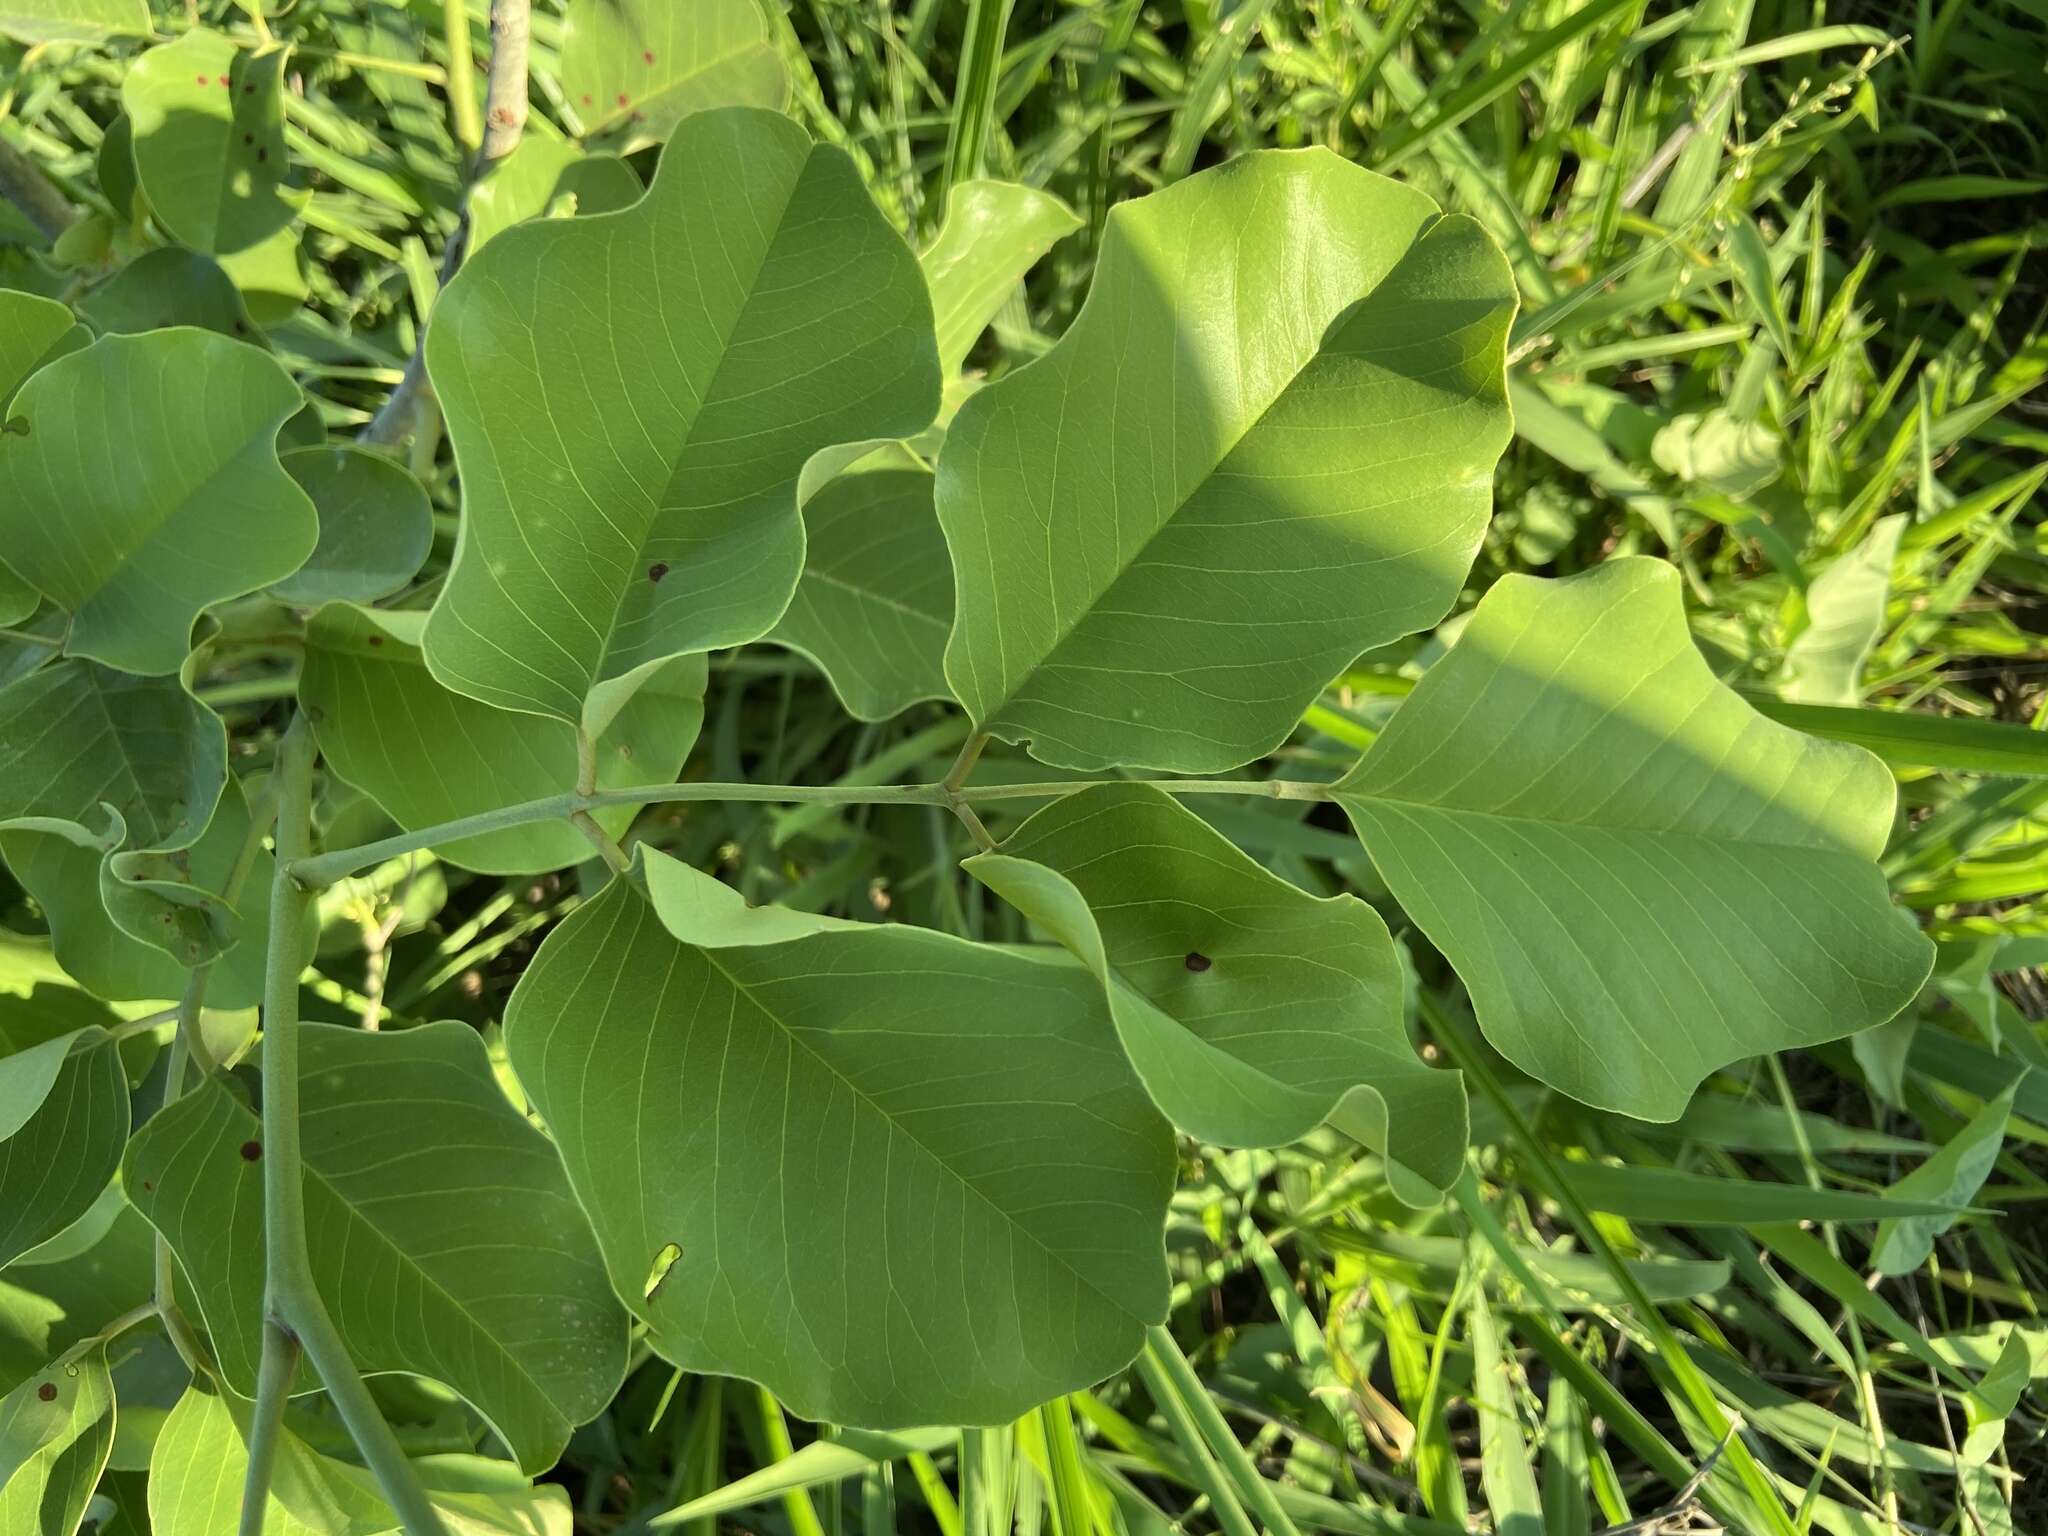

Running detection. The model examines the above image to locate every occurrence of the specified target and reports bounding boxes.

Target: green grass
[2,0,2046,1533]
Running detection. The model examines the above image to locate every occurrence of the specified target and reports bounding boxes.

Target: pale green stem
[289,777,1331,889]
[752,1387,827,1536]
[238,1323,302,1536]
[258,714,449,1536]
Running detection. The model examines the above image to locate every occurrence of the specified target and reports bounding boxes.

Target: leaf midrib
[211,1082,564,1453]
[698,942,1154,1327]
[974,210,1454,727]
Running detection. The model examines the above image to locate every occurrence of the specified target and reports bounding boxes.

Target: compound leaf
[1332,558,1935,1119]
[120,31,295,256]
[967,783,1467,1200]
[936,148,1516,773]
[301,603,705,875]
[0,329,315,676]
[765,460,953,720]
[423,106,939,735]
[270,447,433,607]
[560,0,785,149]
[124,1021,627,1472]
[504,852,1175,1428]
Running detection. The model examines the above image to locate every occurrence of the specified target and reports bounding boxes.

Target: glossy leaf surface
[125,1021,626,1472]
[0,330,314,676]
[1333,559,1935,1118]
[968,783,1467,1199]
[423,107,939,733]
[505,853,1175,1427]
[301,604,705,874]
[936,148,1516,772]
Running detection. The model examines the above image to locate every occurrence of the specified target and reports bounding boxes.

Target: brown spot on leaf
[1185,951,1212,973]
[616,92,630,108]
[648,562,669,583]
[239,1140,262,1162]
[642,49,655,64]
[37,1383,56,1402]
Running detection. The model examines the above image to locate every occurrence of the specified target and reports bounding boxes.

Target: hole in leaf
[4,416,29,437]
[644,1241,683,1300]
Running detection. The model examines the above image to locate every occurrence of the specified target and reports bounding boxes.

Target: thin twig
[0,133,76,242]
[361,0,529,448]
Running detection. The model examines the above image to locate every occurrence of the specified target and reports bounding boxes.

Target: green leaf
[0,659,223,851]
[1555,1163,1972,1227]
[0,987,116,1139]
[124,1021,626,1473]
[936,148,1516,773]
[77,248,260,341]
[966,783,1467,1199]
[0,0,145,42]
[149,1386,576,1536]
[270,447,433,607]
[1649,408,1782,497]
[0,1339,113,1536]
[2,775,281,1006]
[300,603,706,875]
[764,461,954,721]
[1743,699,2048,777]
[467,137,643,253]
[0,291,74,408]
[1870,1073,2020,1276]
[1332,558,1934,1120]
[422,106,940,735]
[560,0,786,150]
[120,31,296,257]
[0,1022,127,1269]
[504,852,1176,1427]
[1468,1285,1542,1536]
[921,181,1081,377]
[0,330,315,676]
[1780,515,1904,705]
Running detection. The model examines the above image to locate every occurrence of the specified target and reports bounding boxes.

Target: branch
[287,776,1334,889]
[256,715,449,1536]
[0,133,76,243]
[361,0,530,449]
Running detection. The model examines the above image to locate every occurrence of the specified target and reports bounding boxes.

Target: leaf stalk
[257,713,450,1536]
